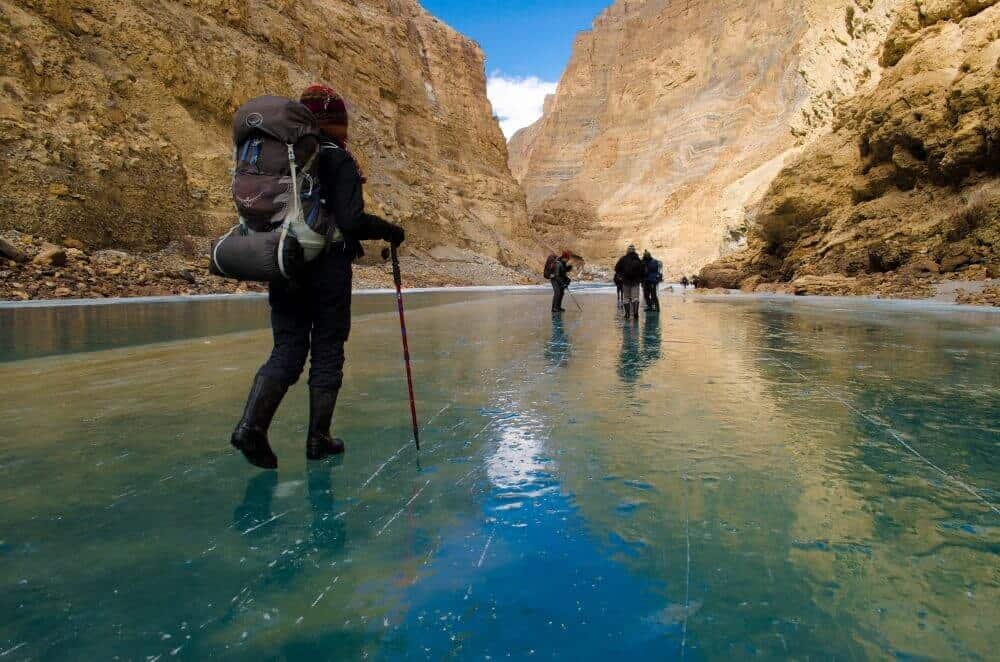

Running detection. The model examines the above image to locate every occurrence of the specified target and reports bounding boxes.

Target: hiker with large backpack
[544,251,572,313]
[641,250,663,313]
[614,245,645,320]
[228,85,405,470]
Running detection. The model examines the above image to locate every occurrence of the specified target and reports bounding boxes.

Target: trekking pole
[566,285,584,312]
[385,245,420,450]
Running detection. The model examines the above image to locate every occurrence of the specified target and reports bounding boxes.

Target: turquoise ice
[0,290,997,659]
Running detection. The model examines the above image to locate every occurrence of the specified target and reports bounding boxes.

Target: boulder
[167,269,197,284]
[0,237,28,263]
[740,275,764,292]
[697,265,743,290]
[754,282,795,295]
[791,274,859,296]
[904,258,941,275]
[940,253,972,272]
[91,250,131,266]
[33,245,67,267]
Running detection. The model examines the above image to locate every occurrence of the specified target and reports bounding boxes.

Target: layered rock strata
[510,0,902,275]
[701,0,1000,299]
[0,0,535,289]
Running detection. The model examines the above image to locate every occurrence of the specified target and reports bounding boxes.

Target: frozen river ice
[0,289,998,659]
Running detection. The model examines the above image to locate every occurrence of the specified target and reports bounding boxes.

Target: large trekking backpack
[653,259,664,283]
[210,96,331,282]
[543,254,558,279]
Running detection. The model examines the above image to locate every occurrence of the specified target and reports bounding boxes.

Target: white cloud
[486,73,558,140]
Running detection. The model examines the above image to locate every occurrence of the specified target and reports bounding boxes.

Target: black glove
[387,223,405,247]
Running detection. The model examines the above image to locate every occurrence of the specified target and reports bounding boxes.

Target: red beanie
[300,84,348,125]
[561,250,572,259]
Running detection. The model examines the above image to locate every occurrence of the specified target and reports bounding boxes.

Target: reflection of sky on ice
[485,417,549,491]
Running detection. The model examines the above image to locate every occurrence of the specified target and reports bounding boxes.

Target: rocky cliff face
[509,0,902,275]
[0,0,533,269]
[701,0,999,297]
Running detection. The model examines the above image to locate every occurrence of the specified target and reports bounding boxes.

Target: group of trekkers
[547,245,689,318]
[614,245,664,319]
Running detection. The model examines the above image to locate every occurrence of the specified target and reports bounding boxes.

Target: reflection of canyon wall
[510,0,901,275]
[0,0,535,266]
[544,301,998,658]
[701,1,1000,293]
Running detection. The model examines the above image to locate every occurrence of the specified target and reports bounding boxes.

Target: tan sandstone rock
[0,0,536,270]
[510,0,903,275]
[701,1,1000,304]
[32,244,66,267]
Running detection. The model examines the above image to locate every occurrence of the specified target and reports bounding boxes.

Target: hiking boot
[306,388,345,460]
[231,374,287,470]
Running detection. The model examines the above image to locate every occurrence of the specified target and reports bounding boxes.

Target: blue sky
[421,0,611,138]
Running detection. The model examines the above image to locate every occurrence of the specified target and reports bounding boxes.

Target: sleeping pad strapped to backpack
[209,96,334,282]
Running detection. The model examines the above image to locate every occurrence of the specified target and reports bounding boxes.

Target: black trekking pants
[642,282,659,310]
[257,248,353,391]
[551,279,566,311]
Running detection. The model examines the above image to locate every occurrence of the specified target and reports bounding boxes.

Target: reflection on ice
[0,291,997,659]
[486,418,549,491]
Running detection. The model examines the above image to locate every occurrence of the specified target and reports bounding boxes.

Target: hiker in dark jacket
[641,250,662,313]
[231,84,405,470]
[614,245,645,320]
[550,251,572,313]
[680,275,689,289]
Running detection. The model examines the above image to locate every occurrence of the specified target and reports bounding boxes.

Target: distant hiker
[641,250,662,312]
[614,272,624,310]
[680,275,689,289]
[231,84,406,470]
[691,275,701,289]
[614,245,645,320]
[546,251,573,313]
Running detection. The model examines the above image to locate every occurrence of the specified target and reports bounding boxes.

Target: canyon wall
[510,0,902,275]
[0,0,534,267]
[700,0,999,297]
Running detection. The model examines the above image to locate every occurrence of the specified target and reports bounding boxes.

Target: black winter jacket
[615,253,645,285]
[318,137,400,256]
[552,258,572,286]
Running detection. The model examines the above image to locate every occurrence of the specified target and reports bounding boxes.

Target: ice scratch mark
[681,473,691,660]
[454,466,482,487]
[0,642,27,657]
[477,530,495,568]
[361,443,410,489]
[774,356,999,516]
[311,576,340,607]
[472,420,495,440]
[377,480,430,537]
[423,404,451,428]
[242,511,288,535]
